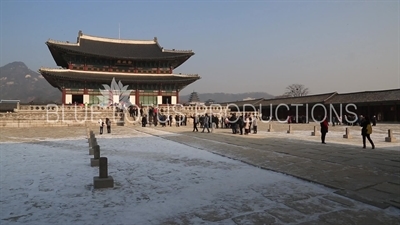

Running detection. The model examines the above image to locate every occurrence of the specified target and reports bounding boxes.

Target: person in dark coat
[201,114,210,133]
[192,114,199,132]
[361,116,375,149]
[230,114,237,134]
[238,116,244,135]
[106,118,111,133]
[320,118,328,144]
[372,115,377,126]
[141,115,147,127]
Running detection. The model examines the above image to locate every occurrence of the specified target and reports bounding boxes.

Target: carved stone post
[89,137,97,155]
[385,129,397,142]
[90,145,100,167]
[343,127,352,139]
[93,157,114,189]
[268,123,273,132]
[311,126,319,136]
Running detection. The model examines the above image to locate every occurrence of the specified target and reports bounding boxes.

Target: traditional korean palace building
[228,88,400,122]
[39,31,200,106]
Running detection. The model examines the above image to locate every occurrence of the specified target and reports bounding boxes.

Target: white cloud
[25,74,31,78]
[6,81,14,85]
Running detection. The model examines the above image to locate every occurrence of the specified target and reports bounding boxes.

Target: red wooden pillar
[62,88,66,104]
[135,88,139,106]
[176,89,179,104]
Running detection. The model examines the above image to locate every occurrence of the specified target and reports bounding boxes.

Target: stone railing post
[311,126,319,136]
[93,157,114,189]
[90,145,100,167]
[268,123,273,132]
[89,136,97,155]
[343,127,351,139]
[385,129,397,142]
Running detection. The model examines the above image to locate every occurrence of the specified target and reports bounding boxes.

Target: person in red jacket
[320,118,329,144]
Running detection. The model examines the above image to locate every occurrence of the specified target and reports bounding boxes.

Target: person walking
[98,118,104,135]
[252,116,258,134]
[230,114,237,134]
[244,116,250,135]
[192,114,199,132]
[361,116,375,149]
[320,118,328,144]
[201,113,210,133]
[238,115,244,135]
[106,118,111,133]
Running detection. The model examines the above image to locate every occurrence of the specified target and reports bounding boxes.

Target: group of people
[189,113,259,135]
[98,118,112,134]
[320,116,375,149]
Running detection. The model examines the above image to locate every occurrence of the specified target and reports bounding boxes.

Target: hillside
[0,62,61,103]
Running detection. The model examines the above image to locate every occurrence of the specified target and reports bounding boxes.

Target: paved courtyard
[0,122,399,224]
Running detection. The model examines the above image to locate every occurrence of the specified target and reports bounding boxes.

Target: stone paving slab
[136,124,400,211]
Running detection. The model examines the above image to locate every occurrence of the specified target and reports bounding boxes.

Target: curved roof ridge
[47,39,79,46]
[272,92,337,101]
[335,88,400,95]
[322,92,338,102]
[80,33,157,45]
[162,48,193,53]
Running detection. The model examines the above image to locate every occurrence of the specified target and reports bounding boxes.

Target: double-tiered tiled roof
[46,31,194,68]
[39,68,200,90]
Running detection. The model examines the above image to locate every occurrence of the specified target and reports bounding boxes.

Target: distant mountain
[0,62,61,103]
[180,92,274,103]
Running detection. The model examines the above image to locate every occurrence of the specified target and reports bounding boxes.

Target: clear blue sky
[1,0,399,96]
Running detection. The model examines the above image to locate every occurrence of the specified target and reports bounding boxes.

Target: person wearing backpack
[361,116,375,149]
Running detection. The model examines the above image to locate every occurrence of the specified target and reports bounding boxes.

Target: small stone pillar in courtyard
[287,125,292,134]
[93,157,114,189]
[311,126,320,136]
[90,145,100,167]
[343,127,352,139]
[268,123,273,132]
[88,131,95,147]
[86,128,91,140]
[89,137,97,155]
[385,129,397,142]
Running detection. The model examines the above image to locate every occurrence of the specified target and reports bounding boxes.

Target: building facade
[228,89,400,122]
[39,31,200,106]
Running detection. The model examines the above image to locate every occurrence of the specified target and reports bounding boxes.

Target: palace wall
[0,104,232,127]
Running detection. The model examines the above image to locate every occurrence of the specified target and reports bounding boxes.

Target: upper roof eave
[38,68,200,78]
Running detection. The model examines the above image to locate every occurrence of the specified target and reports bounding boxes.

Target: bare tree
[283,84,309,97]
